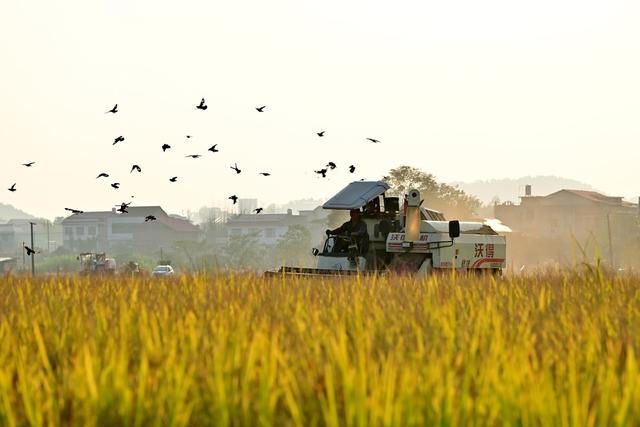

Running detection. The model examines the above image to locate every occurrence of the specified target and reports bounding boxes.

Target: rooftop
[62,206,199,233]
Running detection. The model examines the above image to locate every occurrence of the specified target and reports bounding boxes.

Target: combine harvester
[78,252,117,276]
[268,181,506,277]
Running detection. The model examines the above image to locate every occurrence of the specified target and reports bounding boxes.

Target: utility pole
[46,220,50,253]
[22,242,26,272]
[606,213,614,270]
[30,222,35,276]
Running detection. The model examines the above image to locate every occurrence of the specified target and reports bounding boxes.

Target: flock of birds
[7,98,383,244]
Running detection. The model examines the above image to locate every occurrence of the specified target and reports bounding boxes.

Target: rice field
[0,269,639,426]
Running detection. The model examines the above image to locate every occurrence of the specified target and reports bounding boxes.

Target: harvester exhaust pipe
[405,188,421,245]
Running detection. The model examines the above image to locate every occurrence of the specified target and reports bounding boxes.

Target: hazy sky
[1,0,639,219]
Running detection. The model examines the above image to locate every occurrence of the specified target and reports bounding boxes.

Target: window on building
[265,228,275,238]
[88,226,96,236]
[249,228,261,237]
[76,226,85,236]
[64,227,73,236]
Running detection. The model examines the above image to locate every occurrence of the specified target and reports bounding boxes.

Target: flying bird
[111,182,120,189]
[230,163,241,174]
[366,138,380,143]
[327,162,336,170]
[349,165,356,173]
[255,106,266,112]
[22,162,35,167]
[185,154,202,159]
[145,215,157,222]
[315,169,327,178]
[254,208,263,214]
[186,135,192,139]
[64,208,84,214]
[24,246,36,256]
[317,131,325,137]
[228,195,238,204]
[196,98,208,110]
[8,183,16,192]
[106,104,118,114]
[161,144,171,152]
[96,172,109,179]
[259,172,271,176]
[130,164,142,173]
[169,177,178,182]
[113,136,125,145]
[117,202,131,214]
[208,144,219,153]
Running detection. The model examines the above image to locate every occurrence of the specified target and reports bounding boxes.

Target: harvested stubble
[0,271,639,426]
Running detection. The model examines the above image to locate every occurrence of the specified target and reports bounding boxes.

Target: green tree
[172,240,213,272]
[383,166,481,219]
[275,225,313,266]
[222,232,266,270]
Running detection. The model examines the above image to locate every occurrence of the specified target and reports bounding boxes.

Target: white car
[152,265,175,276]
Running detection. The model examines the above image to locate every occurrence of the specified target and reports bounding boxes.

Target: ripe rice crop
[0,270,638,426]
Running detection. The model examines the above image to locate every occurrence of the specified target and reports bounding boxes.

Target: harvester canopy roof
[323,181,390,210]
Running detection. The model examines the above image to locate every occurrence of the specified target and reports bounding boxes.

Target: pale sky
[1,0,639,219]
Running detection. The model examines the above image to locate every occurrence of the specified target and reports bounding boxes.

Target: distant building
[224,207,329,246]
[61,206,200,253]
[237,199,258,214]
[0,219,63,256]
[0,257,17,274]
[495,189,638,237]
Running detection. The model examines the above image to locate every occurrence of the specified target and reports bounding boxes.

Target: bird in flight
[327,162,336,170]
[208,144,219,153]
[349,165,356,173]
[317,131,325,137]
[96,172,109,179]
[259,172,271,176]
[186,135,192,139]
[8,183,16,192]
[254,208,263,214]
[24,246,36,256]
[196,98,208,110]
[366,138,381,143]
[169,177,178,182]
[106,104,118,114]
[65,208,84,214]
[161,144,171,152]
[185,154,202,159]
[22,162,35,167]
[228,195,238,204]
[255,105,266,112]
[230,163,241,174]
[116,202,131,214]
[113,136,125,145]
[145,215,157,222]
[111,182,120,189]
[131,165,142,173]
[315,168,327,178]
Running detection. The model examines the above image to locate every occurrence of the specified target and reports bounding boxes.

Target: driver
[326,209,369,254]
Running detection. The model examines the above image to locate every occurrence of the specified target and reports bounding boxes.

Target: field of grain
[0,270,638,426]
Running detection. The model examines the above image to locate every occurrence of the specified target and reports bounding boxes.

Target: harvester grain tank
[268,181,506,276]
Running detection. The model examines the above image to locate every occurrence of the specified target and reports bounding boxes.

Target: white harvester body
[269,181,506,276]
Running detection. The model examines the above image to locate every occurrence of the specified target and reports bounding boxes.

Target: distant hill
[450,176,599,205]
[0,203,35,222]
